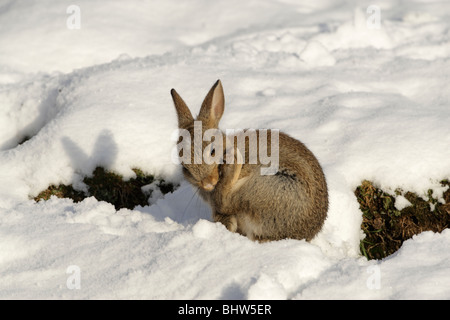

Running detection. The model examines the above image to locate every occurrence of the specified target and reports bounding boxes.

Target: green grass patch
[355,180,450,260]
[34,167,175,210]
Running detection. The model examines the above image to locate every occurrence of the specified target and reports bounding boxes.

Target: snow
[1,0,449,299]
[394,195,412,211]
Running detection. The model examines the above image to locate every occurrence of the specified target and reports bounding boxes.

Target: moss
[355,180,450,260]
[34,184,85,203]
[34,167,175,210]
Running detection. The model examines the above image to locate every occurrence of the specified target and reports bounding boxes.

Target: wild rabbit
[171,80,328,241]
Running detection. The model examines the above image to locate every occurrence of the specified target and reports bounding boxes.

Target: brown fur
[171,80,328,241]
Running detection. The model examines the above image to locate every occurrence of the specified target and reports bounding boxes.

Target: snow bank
[1,196,449,299]
[0,0,449,299]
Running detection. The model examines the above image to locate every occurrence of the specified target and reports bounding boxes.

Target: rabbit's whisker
[181,186,200,221]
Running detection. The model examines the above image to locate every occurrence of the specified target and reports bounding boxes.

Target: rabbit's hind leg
[213,211,238,233]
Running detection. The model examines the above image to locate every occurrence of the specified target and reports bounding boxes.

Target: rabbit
[170,80,328,241]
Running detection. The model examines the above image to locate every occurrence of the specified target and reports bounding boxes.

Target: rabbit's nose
[201,176,218,191]
[203,183,215,191]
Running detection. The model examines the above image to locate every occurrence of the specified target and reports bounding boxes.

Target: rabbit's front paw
[220,147,243,186]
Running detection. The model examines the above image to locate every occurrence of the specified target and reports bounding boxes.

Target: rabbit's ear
[171,88,194,129]
[198,80,224,128]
